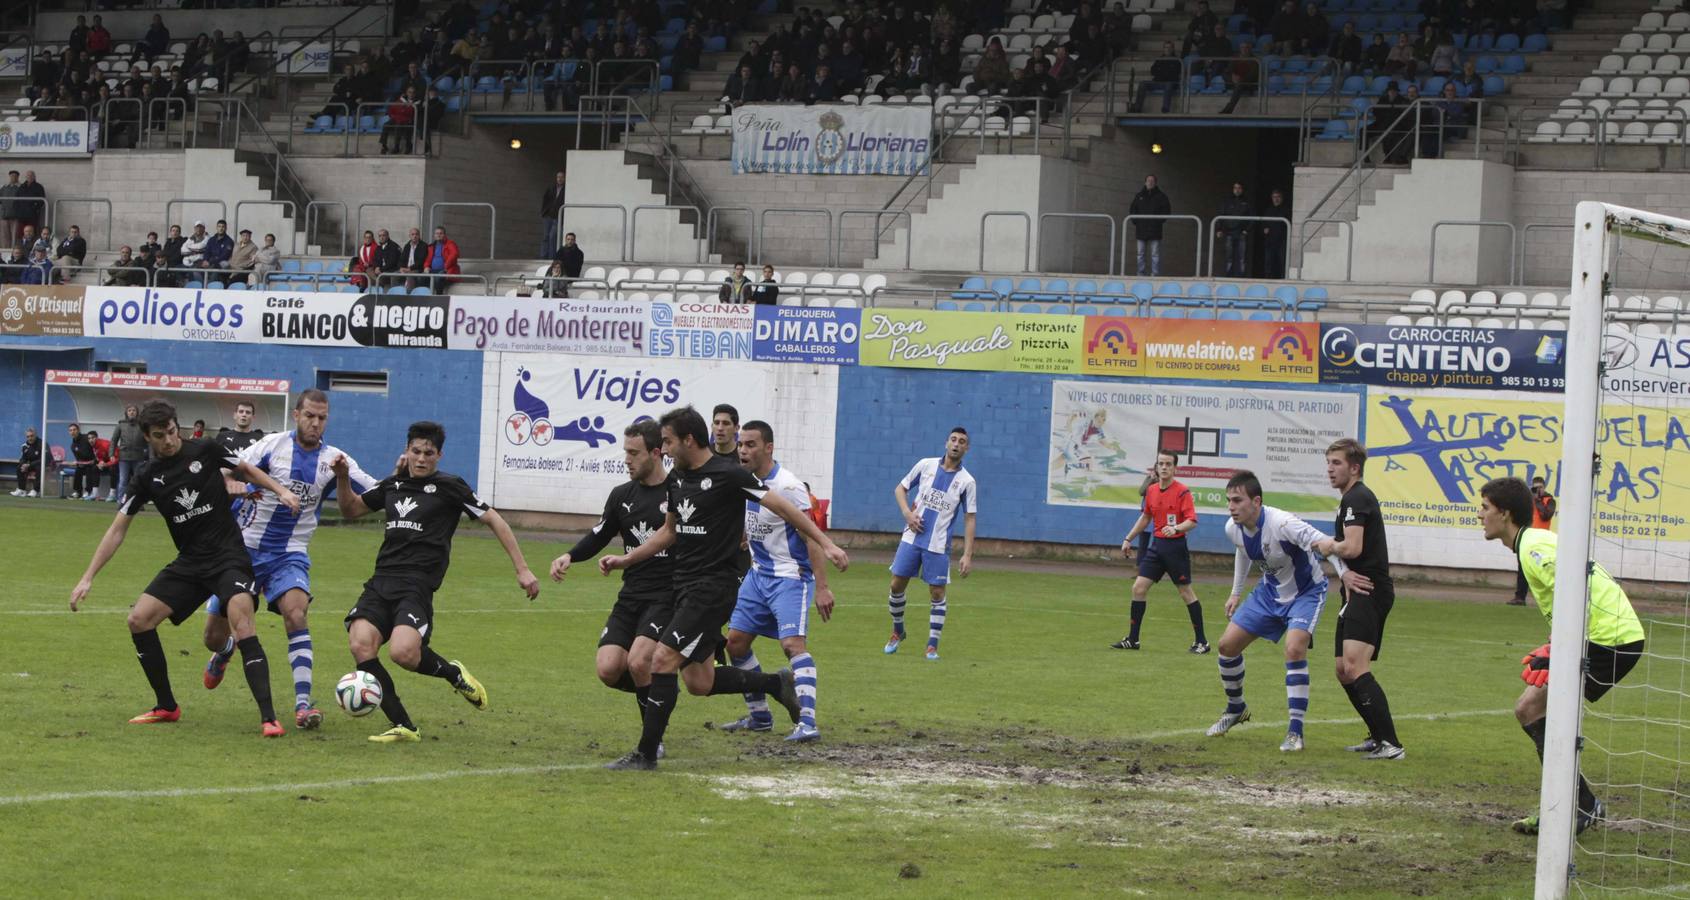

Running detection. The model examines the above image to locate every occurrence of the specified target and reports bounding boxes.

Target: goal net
[1541,203,1690,898]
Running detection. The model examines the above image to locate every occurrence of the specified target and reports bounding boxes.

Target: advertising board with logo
[447,295,646,355]
[0,46,28,80]
[646,300,754,359]
[45,369,290,394]
[86,288,448,348]
[1,285,83,336]
[1081,318,1319,384]
[1047,379,1361,514]
[1319,323,1565,392]
[479,353,839,515]
[276,41,333,75]
[1602,327,1690,399]
[752,305,860,365]
[0,121,97,155]
[730,104,931,175]
[859,308,1082,373]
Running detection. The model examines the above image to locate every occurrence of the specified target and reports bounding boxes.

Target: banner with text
[1363,388,1690,578]
[860,308,1082,373]
[0,120,97,155]
[1081,316,1320,384]
[83,287,449,349]
[647,299,754,359]
[447,295,646,355]
[752,305,860,365]
[0,46,28,79]
[1319,323,1566,392]
[731,104,931,176]
[2,285,84,336]
[1047,380,1361,515]
[479,353,839,515]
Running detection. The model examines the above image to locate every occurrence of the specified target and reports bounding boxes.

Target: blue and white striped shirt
[898,457,977,555]
[237,431,379,561]
[744,461,814,581]
[1226,505,1329,603]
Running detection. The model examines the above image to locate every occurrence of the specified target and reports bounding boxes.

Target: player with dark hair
[710,404,739,459]
[215,399,266,455]
[884,427,976,661]
[1115,448,1207,653]
[1314,438,1403,760]
[68,399,303,735]
[333,420,541,742]
[200,388,378,729]
[1479,476,1644,835]
[551,419,673,739]
[1206,470,1343,752]
[597,405,849,770]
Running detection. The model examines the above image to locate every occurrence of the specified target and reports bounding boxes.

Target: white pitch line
[1131,707,1514,741]
[2,709,1515,807]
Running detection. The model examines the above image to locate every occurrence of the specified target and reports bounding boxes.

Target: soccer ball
[335,671,382,717]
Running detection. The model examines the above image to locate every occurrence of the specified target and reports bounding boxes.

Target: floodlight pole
[1533,200,1610,900]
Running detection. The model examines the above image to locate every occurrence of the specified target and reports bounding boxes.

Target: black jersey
[216,427,266,456]
[567,478,673,597]
[120,437,247,563]
[1337,481,1392,588]
[667,453,767,581]
[360,469,490,590]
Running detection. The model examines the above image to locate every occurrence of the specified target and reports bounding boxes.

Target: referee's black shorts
[1333,582,1395,660]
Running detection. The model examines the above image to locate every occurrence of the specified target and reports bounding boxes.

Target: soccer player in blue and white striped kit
[884,428,977,661]
[718,420,835,742]
[1206,470,1346,752]
[201,389,379,729]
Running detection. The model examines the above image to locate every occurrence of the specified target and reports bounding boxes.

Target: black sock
[416,647,462,686]
[235,636,276,723]
[130,629,177,711]
[1350,672,1400,746]
[1525,717,1599,813]
[1187,601,1207,644]
[359,658,413,729]
[1128,600,1147,641]
[1341,680,1368,737]
[706,665,781,697]
[638,672,678,759]
[634,685,649,723]
[611,671,638,693]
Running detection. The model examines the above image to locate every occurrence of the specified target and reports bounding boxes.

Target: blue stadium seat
[208,281,225,290]
[1368,75,1391,94]
[1521,34,1549,53]
[280,258,303,277]
[1073,279,1098,298]
[1380,12,1405,29]
[659,75,673,91]
[1099,280,1127,300]
[1160,308,1186,318]
[1187,73,1206,94]
[1482,75,1505,96]
[1316,119,1353,141]
[446,95,464,112]
[184,280,204,289]
[955,276,990,301]
[340,284,359,293]
[664,17,686,32]
[1075,305,1100,316]
[1011,277,1043,301]
[1046,304,1072,315]
[1474,56,1497,74]
[1040,278,1071,301]
[305,115,333,133]
[385,285,406,295]
[358,115,379,134]
[303,260,324,275]
[962,301,990,312]
[474,75,499,93]
[1501,55,1525,74]
[1156,282,1184,298]
[990,277,1015,297]
[1274,285,1300,307]
[704,35,728,52]
[432,75,456,93]
[410,286,432,296]
[1340,75,1366,95]
[227,281,247,291]
[1245,283,1271,299]
[1184,283,1212,306]
[1131,282,1153,302]
[1494,33,1521,52]
[1282,57,1309,74]
[1303,286,1329,302]
[1016,303,1040,314]
[1188,309,1215,319]
[1219,309,1244,320]
[1248,310,1276,320]
[1266,75,1288,95]
[1101,306,1128,317]
[1216,283,1241,299]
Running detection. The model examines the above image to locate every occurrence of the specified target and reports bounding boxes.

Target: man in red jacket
[424,226,460,293]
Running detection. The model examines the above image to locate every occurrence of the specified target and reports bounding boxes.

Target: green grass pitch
[1,499,1679,897]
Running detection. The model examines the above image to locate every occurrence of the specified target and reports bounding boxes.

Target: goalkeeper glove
[1520,643,1551,688]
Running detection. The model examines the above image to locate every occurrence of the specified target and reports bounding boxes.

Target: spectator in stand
[807,63,839,103]
[1386,33,1416,79]
[13,426,41,497]
[675,22,706,75]
[725,64,762,106]
[252,233,281,286]
[719,262,753,303]
[397,227,429,290]
[1200,23,1234,80]
[1299,2,1330,56]
[349,230,381,290]
[539,171,567,256]
[1363,33,1390,74]
[381,86,419,155]
[87,16,114,61]
[776,63,807,101]
[90,429,115,501]
[375,229,402,277]
[420,87,447,156]
[14,171,44,244]
[1267,1,1302,56]
[1371,81,1412,164]
[1261,188,1290,279]
[1429,29,1460,77]
[224,31,252,80]
[1105,2,1134,56]
[1217,42,1259,114]
[20,245,52,285]
[1129,174,1171,276]
[974,39,1013,92]
[1132,43,1183,114]
[752,264,780,305]
[67,422,95,499]
[136,15,170,64]
[1433,81,1470,153]
[931,39,959,92]
[1411,23,1438,75]
[0,171,20,247]
[202,220,234,273]
[181,221,209,269]
[1,244,23,284]
[551,231,584,296]
[1454,59,1485,98]
[1332,22,1363,74]
[53,225,87,282]
[425,226,460,291]
[321,64,360,119]
[68,16,89,57]
[229,229,257,281]
[157,223,186,287]
[135,231,161,274]
[1217,182,1254,277]
[105,245,146,286]
[1181,0,1219,57]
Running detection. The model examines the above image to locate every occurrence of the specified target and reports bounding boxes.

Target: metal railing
[757,208,833,266]
[1207,216,1291,278]
[429,202,496,260]
[356,202,422,241]
[1429,219,1517,284]
[837,209,911,270]
[1038,212,1117,276]
[1517,221,1574,286]
[372,270,490,294]
[50,198,113,251]
[1296,217,1354,282]
[235,200,298,254]
[621,91,713,245]
[706,205,753,262]
[1506,104,1690,171]
[191,98,318,251]
[557,203,630,261]
[574,93,640,149]
[164,198,228,232]
[305,200,348,258]
[979,211,1032,273]
[630,205,702,263]
[1122,214,1203,277]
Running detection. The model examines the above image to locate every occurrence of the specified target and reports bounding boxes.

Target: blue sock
[928,600,946,647]
[212,635,235,666]
[1286,660,1310,736]
[287,629,314,711]
[791,652,817,728]
[732,652,771,722]
[1219,654,1246,714]
[888,591,906,636]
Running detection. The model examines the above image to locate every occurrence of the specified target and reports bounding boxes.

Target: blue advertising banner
[752,305,860,365]
[1318,323,1566,392]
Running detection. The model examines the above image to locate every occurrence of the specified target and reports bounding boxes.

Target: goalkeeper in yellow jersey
[1479,476,1646,836]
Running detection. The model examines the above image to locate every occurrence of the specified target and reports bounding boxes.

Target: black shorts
[144,555,257,626]
[1137,538,1192,585]
[1584,639,1645,702]
[345,576,435,644]
[660,576,737,664]
[1333,583,1395,659]
[599,591,673,650]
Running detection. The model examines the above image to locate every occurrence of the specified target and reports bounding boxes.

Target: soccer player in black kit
[598,406,849,770]
[1314,437,1404,760]
[215,400,266,455]
[333,421,541,743]
[550,420,674,732]
[68,400,303,736]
